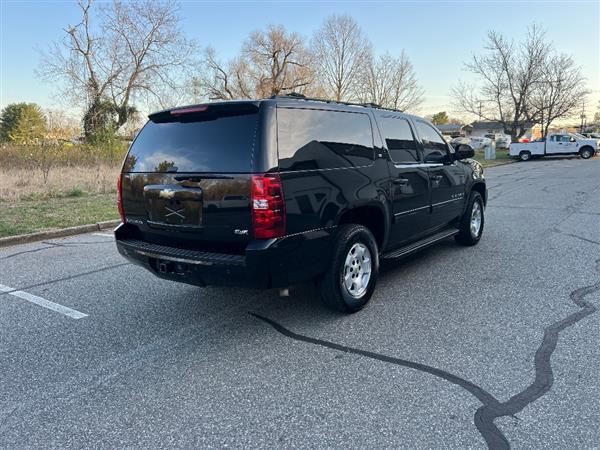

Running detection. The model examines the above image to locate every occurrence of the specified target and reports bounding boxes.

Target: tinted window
[124,106,259,173]
[378,115,420,163]
[415,121,449,159]
[277,108,374,171]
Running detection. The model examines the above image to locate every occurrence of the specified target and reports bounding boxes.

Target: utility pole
[580,100,586,133]
[478,100,483,121]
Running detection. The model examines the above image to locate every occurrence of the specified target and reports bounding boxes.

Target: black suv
[115,95,486,312]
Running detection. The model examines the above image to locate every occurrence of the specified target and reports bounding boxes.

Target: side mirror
[424,152,450,164]
[454,144,474,160]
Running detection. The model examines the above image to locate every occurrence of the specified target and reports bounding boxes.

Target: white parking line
[0,284,88,319]
[92,233,113,238]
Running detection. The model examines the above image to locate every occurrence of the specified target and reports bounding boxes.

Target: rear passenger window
[378,116,420,163]
[277,108,374,171]
[415,121,449,160]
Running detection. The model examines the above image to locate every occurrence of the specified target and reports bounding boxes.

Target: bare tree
[530,53,589,136]
[38,0,196,134]
[311,15,372,102]
[193,48,252,100]
[452,25,554,142]
[243,25,313,97]
[358,51,424,112]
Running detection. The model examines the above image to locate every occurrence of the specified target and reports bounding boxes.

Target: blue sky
[1,0,599,119]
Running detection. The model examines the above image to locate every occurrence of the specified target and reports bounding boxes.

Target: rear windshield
[123,105,259,173]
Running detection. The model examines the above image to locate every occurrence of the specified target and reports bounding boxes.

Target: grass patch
[0,193,118,238]
[472,149,515,168]
[66,187,86,198]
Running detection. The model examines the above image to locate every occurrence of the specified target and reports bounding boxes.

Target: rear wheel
[519,150,531,161]
[580,147,593,159]
[456,192,484,246]
[319,224,379,313]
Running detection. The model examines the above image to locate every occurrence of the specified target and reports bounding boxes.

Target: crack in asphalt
[251,255,600,448]
[0,245,56,260]
[0,241,70,260]
[474,258,600,448]
[249,312,507,446]
[0,238,113,261]
[552,229,600,246]
[0,262,131,297]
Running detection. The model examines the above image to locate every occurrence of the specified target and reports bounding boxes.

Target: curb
[482,159,516,168]
[0,220,121,249]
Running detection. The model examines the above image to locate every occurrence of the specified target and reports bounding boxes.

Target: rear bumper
[115,224,335,289]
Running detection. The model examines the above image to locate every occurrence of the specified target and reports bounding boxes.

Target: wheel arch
[337,202,389,250]
[471,182,487,206]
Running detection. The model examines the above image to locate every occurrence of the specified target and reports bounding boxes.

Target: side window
[550,135,559,142]
[378,116,420,163]
[414,121,449,160]
[277,108,374,171]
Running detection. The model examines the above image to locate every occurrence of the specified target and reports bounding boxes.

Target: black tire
[319,224,379,313]
[519,150,531,161]
[579,147,593,159]
[455,191,484,246]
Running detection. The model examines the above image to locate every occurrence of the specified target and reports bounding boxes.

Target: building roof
[463,121,505,130]
[464,120,536,131]
[435,124,464,132]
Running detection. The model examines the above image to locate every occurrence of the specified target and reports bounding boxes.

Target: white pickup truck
[510,133,598,161]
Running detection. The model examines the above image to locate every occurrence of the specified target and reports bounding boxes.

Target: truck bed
[509,142,544,156]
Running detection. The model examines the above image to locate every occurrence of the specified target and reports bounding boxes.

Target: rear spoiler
[149,101,261,123]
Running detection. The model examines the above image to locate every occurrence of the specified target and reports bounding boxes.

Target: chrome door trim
[393,205,430,217]
[393,163,443,169]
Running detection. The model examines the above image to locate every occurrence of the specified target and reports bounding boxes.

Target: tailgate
[121,173,252,252]
[120,102,262,253]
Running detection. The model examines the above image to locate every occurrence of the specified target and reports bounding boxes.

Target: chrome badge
[159,188,176,199]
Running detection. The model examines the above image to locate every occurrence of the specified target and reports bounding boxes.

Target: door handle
[393,178,409,186]
[430,175,443,182]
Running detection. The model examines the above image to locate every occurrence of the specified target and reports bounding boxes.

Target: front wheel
[455,192,484,246]
[519,150,531,161]
[580,147,593,159]
[319,224,379,313]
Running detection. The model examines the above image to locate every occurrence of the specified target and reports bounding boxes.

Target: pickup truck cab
[510,133,597,161]
[115,95,487,313]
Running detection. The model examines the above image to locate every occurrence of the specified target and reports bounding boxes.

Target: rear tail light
[117,173,125,223]
[251,174,286,239]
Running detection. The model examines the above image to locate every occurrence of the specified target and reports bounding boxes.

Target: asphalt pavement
[1,157,599,448]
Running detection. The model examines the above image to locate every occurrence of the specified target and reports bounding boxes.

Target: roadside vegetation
[472,149,513,168]
[0,141,125,237]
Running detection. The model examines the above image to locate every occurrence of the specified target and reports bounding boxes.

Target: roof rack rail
[269,93,405,114]
[270,92,306,99]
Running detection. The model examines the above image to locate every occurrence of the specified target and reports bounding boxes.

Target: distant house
[435,124,464,138]
[462,121,506,138]
[462,121,541,140]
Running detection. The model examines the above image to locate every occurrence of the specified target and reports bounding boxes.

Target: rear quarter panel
[280,159,391,235]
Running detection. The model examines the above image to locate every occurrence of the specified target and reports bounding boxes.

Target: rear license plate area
[147,198,202,226]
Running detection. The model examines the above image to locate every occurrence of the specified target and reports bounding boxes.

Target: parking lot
[1,158,599,448]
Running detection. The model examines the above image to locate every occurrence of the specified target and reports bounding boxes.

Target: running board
[381,228,459,260]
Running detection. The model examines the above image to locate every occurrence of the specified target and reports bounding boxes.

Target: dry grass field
[0,164,118,202]
[0,144,125,237]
